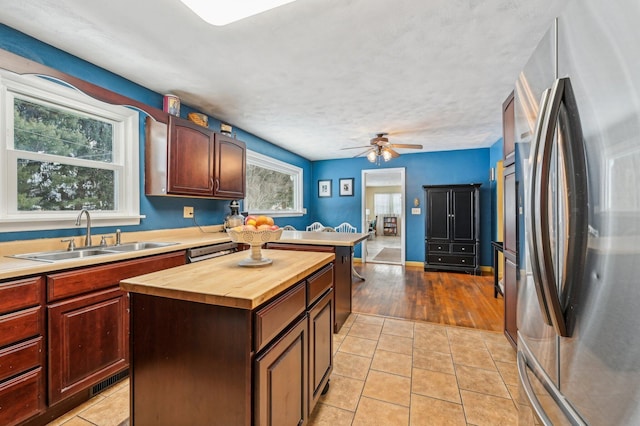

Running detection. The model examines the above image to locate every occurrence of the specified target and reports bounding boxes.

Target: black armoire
[423,184,481,274]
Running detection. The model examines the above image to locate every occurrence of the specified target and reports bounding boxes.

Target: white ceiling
[0,0,565,161]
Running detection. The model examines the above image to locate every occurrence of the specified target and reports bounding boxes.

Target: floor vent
[90,370,129,396]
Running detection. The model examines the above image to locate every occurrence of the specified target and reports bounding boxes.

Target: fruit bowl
[227,228,283,267]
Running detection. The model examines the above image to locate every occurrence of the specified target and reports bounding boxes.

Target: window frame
[0,70,141,232]
[245,150,304,217]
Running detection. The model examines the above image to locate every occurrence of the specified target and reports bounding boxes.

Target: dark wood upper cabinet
[146,116,246,199]
[213,132,246,199]
[167,116,216,196]
[503,91,515,166]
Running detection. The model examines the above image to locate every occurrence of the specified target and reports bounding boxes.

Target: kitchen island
[266,230,369,332]
[120,249,335,426]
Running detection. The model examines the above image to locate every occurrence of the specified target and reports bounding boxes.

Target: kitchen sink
[10,241,178,263]
[102,241,178,252]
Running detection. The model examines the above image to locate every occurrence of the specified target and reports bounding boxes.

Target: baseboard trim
[355,258,491,273]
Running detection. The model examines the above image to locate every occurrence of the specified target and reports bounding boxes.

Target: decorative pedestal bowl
[227,228,283,267]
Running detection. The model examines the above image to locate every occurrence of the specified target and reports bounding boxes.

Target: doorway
[361,168,405,265]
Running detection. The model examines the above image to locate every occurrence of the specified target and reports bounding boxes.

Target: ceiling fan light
[382,149,393,161]
[367,150,377,162]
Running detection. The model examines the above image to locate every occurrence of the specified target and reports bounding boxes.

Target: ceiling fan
[342,133,423,164]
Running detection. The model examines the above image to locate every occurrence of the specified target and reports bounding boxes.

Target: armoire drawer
[427,243,449,253]
[427,254,476,267]
[451,243,475,254]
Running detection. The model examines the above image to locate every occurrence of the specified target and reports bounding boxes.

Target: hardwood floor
[352,263,504,332]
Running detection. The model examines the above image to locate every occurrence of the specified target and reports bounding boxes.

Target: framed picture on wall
[339,178,354,196]
[318,179,332,197]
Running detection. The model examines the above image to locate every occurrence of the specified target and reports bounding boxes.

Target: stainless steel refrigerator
[514,0,640,424]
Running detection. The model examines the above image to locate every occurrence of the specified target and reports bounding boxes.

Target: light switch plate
[411,208,421,215]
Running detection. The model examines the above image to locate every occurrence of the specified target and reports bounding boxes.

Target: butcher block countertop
[278,230,369,246]
[120,249,335,309]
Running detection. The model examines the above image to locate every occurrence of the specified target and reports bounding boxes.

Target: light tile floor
[47,313,518,426]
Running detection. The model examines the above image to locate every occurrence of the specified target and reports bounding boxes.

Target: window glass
[14,98,114,161]
[245,150,303,216]
[17,160,115,211]
[374,193,402,216]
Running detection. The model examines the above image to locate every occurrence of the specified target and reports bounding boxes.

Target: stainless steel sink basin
[103,241,178,252]
[12,248,114,262]
[10,241,178,262]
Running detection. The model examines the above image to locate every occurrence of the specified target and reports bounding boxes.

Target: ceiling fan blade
[340,145,371,150]
[390,143,423,149]
[352,148,374,158]
[386,148,400,158]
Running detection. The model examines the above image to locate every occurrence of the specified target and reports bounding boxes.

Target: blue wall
[1,24,499,268]
[0,24,313,242]
[312,149,493,266]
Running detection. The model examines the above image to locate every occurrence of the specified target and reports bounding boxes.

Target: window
[0,71,140,232]
[245,150,303,216]
[374,193,402,217]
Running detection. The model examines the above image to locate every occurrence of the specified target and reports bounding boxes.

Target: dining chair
[305,222,325,232]
[282,225,296,230]
[321,227,336,232]
[335,222,357,233]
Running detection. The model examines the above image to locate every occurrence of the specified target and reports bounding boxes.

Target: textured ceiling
[0,0,566,161]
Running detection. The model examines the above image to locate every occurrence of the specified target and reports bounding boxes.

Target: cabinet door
[308,289,333,412]
[504,256,518,349]
[503,91,515,166]
[255,316,308,426]
[426,189,451,240]
[167,115,215,196]
[0,367,45,426]
[451,188,475,241]
[213,133,246,199]
[48,287,128,404]
[504,166,517,254]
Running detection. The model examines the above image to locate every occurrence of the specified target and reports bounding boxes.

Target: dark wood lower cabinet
[308,289,333,411]
[504,255,518,349]
[47,288,128,404]
[0,367,45,426]
[255,316,308,426]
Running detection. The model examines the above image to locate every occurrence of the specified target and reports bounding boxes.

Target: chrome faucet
[75,209,92,247]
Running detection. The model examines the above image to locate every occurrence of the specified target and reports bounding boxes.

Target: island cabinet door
[255,315,308,426]
[308,288,333,413]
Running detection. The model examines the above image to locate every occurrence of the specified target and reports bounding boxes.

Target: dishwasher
[187,242,239,263]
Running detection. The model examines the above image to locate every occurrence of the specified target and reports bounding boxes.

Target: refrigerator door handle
[535,77,588,337]
[526,88,554,325]
[555,77,589,336]
[517,351,553,426]
[535,78,568,336]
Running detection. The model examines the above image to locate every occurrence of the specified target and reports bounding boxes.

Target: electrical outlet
[183,206,194,218]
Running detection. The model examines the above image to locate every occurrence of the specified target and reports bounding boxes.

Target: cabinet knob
[461,247,465,251]
[438,257,442,261]
[461,259,465,263]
